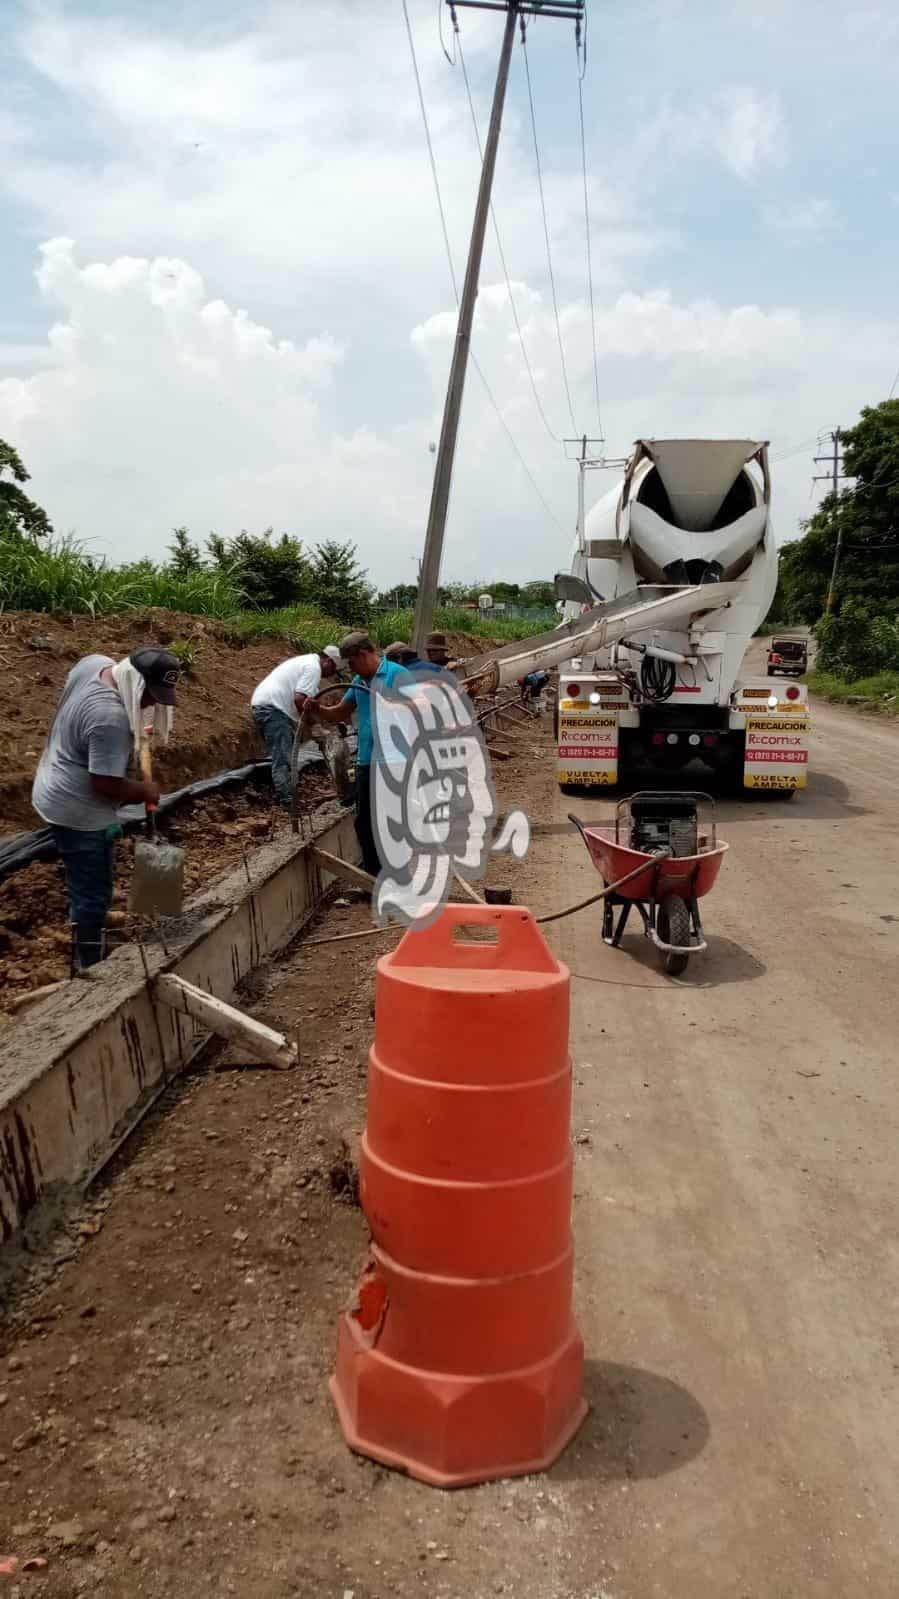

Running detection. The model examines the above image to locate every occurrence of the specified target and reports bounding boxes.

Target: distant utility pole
[413,0,585,651]
[564,435,605,553]
[814,428,846,613]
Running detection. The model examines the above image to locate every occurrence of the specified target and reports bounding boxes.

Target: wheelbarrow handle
[567,812,590,843]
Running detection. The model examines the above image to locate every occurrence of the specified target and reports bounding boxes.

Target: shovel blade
[129,839,185,917]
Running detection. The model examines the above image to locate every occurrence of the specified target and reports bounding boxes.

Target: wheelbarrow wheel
[658,895,690,976]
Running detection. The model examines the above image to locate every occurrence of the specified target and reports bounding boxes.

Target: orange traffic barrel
[330,904,587,1488]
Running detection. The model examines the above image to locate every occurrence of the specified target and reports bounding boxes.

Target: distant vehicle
[767,636,808,678]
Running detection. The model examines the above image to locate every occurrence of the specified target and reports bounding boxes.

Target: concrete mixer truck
[458,439,809,794]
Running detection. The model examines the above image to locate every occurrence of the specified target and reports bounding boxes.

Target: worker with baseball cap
[303,632,409,877]
[251,646,341,808]
[32,646,181,969]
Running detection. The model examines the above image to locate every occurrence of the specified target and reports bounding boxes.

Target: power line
[770,435,819,464]
[520,17,580,435]
[403,0,459,302]
[401,0,566,538]
[889,367,899,400]
[576,15,603,438]
[452,15,564,444]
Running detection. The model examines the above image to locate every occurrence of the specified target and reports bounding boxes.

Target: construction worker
[423,631,455,674]
[32,647,181,969]
[303,632,409,877]
[384,640,419,667]
[251,646,341,808]
[384,634,456,677]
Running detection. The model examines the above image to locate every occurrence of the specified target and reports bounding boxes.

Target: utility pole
[564,435,605,553]
[814,428,845,612]
[412,0,585,651]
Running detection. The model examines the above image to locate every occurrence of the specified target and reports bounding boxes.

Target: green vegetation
[0,432,555,653]
[779,399,899,628]
[805,670,899,714]
[0,534,242,617]
[769,400,899,704]
[0,439,52,542]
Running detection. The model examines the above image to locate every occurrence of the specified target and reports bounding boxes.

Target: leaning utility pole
[413,0,585,651]
[814,428,845,613]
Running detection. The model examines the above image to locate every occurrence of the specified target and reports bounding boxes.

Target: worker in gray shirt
[32,648,180,969]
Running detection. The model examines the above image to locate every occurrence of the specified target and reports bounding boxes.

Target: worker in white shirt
[251,647,341,807]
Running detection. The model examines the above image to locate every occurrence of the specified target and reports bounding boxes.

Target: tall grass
[233,604,347,651]
[0,535,549,651]
[0,535,241,617]
[806,669,899,713]
[369,608,546,646]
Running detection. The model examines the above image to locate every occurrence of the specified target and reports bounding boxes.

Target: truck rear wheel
[657,895,690,976]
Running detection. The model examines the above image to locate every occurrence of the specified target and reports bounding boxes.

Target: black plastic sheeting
[0,760,276,884]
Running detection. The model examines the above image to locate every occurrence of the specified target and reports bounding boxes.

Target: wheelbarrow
[569,792,729,976]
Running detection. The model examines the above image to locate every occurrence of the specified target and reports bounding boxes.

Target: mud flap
[557,705,619,787]
[742,713,809,791]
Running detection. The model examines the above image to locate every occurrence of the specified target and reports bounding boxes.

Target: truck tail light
[785,685,801,701]
[566,683,580,698]
[703,733,718,747]
[651,732,665,746]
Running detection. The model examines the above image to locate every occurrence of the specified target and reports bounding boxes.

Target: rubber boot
[73,920,107,970]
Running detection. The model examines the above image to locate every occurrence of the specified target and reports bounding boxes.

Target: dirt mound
[0,612,506,831]
[0,610,315,831]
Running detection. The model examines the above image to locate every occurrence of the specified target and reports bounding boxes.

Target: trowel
[129,740,185,917]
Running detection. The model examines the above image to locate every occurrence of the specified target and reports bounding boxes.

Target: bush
[815,599,899,680]
[806,669,899,713]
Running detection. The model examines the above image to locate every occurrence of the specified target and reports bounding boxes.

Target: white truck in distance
[553,438,809,794]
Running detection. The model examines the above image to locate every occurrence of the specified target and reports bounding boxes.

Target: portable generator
[629,793,699,859]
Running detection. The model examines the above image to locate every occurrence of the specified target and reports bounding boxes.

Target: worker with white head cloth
[32,647,181,969]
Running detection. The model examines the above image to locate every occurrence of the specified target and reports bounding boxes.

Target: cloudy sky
[1,0,898,588]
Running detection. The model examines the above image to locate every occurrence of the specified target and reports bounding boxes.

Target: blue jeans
[252,704,296,808]
[51,825,116,969]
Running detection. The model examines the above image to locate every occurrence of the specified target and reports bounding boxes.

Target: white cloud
[2,3,663,331]
[0,2,895,585]
[3,239,897,584]
[762,196,842,240]
[638,87,787,183]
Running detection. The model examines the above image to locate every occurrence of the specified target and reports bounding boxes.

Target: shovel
[129,739,185,917]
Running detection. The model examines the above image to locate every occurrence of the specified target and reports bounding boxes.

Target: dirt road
[2,689,898,1597]
[530,690,899,1597]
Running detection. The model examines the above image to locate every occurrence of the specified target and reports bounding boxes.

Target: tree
[487,580,522,605]
[779,399,899,623]
[519,580,556,609]
[207,528,308,610]
[167,527,202,575]
[377,582,418,609]
[0,438,52,541]
[304,540,373,623]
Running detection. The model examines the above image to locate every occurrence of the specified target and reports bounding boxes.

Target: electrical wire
[520,18,580,435]
[455,21,564,444]
[889,367,899,400]
[401,0,566,538]
[576,17,603,438]
[403,0,459,302]
[770,435,819,464]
